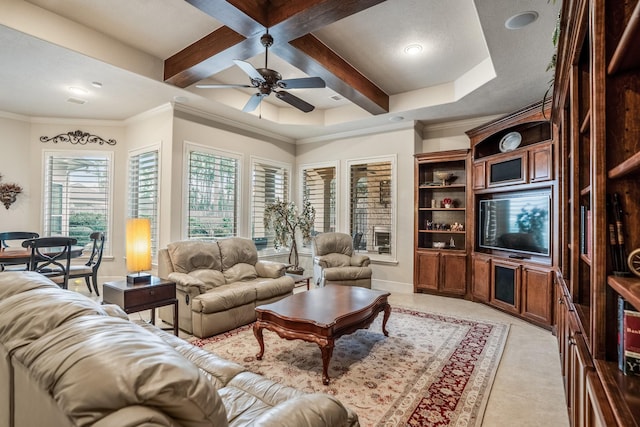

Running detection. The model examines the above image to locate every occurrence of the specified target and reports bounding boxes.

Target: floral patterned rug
[190,307,509,427]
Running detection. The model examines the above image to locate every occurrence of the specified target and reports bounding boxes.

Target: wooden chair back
[21,237,78,289]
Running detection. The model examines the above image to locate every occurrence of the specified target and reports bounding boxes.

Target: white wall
[296,125,418,293]
[0,114,33,229]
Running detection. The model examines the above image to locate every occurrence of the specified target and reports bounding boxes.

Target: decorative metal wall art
[0,173,23,209]
[40,130,117,145]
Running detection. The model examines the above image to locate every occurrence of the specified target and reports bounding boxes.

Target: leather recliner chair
[312,232,372,288]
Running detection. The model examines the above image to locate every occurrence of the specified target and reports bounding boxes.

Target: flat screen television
[478,192,551,256]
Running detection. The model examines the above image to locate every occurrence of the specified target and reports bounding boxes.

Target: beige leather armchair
[312,232,372,288]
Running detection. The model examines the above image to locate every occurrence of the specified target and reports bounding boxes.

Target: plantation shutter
[302,166,336,234]
[251,160,289,250]
[349,160,392,255]
[187,150,238,239]
[43,152,112,254]
[128,150,159,262]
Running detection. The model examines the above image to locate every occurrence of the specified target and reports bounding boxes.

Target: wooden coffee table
[254,285,391,385]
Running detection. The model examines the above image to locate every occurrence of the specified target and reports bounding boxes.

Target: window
[348,158,394,256]
[185,144,239,240]
[43,151,112,254]
[302,164,337,235]
[251,158,290,250]
[128,148,159,262]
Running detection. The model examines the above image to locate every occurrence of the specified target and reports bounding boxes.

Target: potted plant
[264,199,315,274]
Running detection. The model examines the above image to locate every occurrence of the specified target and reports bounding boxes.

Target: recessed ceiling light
[404,44,423,55]
[91,81,103,88]
[68,86,88,95]
[389,116,404,122]
[67,97,87,104]
[173,96,189,103]
[505,11,539,30]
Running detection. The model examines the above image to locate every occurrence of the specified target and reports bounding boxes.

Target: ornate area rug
[190,307,509,427]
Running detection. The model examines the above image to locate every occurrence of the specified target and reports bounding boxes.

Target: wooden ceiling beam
[166,0,389,113]
[276,34,388,114]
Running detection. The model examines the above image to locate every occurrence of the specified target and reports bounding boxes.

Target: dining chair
[21,237,77,289]
[0,231,39,271]
[68,232,105,296]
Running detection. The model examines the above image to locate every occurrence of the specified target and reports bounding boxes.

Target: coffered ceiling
[0,0,561,142]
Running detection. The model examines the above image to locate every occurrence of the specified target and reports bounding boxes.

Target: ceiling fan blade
[242,93,267,112]
[196,83,252,89]
[277,77,326,89]
[233,59,265,83]
[275,91,315,113]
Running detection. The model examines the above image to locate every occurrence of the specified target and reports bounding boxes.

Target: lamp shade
[126,218,151,273]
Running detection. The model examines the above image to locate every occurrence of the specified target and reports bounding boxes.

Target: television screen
[478,193,551,256]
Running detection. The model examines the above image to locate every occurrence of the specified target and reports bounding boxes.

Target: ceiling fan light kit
[197,31,326,113]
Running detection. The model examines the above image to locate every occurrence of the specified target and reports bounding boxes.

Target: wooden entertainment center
[414,102,557,330]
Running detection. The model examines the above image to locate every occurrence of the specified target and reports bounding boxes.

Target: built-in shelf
[595,360,640,426]
[580,185,591,196]
[417,208,465,211]
[580,109,591,133]
[607,1,640,75]
[608,275,640,312]
[418,230,466,234]
[418,184,466,189]
[608,151,640,179]
[580,253,592,266]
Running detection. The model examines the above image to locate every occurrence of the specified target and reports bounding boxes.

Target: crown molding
[296,120,417,145]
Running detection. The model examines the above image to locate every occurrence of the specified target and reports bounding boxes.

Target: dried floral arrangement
[0,173,23,209]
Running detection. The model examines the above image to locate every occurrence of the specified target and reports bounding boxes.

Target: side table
[102,277,178,336]
[286,273,312,290]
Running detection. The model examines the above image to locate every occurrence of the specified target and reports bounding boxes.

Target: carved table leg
[320,340,335,385]
[253,322,265,360]
[381,302,391,336]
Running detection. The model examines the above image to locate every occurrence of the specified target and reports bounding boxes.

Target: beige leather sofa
[158,238,294,338]
[312,232,373,288]
[0,272,359,427]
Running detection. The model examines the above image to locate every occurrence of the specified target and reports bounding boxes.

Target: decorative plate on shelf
[499,131,522,152]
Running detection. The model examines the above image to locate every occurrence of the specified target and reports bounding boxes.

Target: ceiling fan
[196,32,326,113]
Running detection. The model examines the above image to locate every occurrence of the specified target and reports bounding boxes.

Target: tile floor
[76,278,569,427]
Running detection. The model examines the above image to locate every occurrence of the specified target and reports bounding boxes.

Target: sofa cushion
[323,266,372,281]
[0,272,127,354]
[167,240,221,273]
[218,237,258,270]
[245,277,295,301]
[321,253,352,267]
[191,283,257,314]
[190,268,226,287]
[223,263,257,283]
[14,315,229,427]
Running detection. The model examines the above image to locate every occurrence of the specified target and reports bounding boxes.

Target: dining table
[0,245,85,270]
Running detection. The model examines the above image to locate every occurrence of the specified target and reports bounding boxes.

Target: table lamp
[126,218,152,284]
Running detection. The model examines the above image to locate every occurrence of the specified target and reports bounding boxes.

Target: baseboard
[372,279,413,294]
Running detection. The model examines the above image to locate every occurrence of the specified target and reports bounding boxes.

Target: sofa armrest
[255,260,287,278]
[167,272,211,295]
[252,393,359,427]
[313,255,331,269]
[350,254,370,267]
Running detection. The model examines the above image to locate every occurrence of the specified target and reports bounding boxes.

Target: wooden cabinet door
[529,144,552,182]
[415,252,439,291]
[555,278,568,380]
[440,253,467,295]
[569,315,594,427]
[584,371,617,427]
[472,162,486,189]
[490,260,521,314]
[472,255,491,302]
[521,266,553,326]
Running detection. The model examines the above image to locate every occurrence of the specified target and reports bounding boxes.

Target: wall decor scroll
[40,130,117,145]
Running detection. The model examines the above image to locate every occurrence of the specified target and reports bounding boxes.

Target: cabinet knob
[558,298,564,304]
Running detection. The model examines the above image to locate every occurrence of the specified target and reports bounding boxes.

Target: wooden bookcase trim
[608,150,640,179]
[607,0,640,75]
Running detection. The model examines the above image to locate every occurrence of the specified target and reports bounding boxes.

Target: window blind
[251,161,289,250]
[43,152,111,254]
[187,150,238,240]
[349,161,392,254]
[303,166,336,234]
[128,150,159,262]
